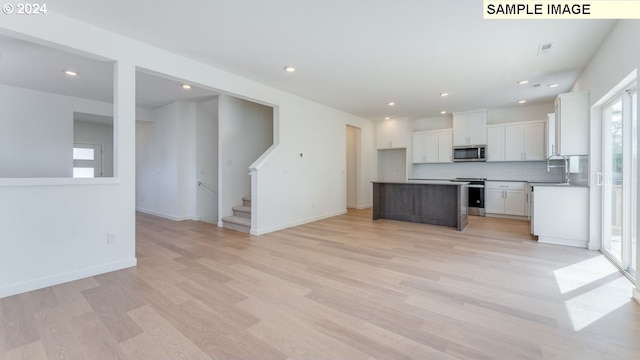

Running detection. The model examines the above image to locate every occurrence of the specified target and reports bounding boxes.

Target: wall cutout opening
[0,34,114,179]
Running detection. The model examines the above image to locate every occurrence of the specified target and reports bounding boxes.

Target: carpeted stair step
[221,215,251,233]
[242,196,251,207]
[232,205,251,219]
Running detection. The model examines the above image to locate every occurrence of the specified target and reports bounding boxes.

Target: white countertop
[373,180,469,185]
[529,182,589,188]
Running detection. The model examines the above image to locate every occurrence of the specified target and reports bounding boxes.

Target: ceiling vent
[531,83,541,89]
[537,43,553,55]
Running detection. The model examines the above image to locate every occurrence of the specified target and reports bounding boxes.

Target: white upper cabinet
[453,110,487,146]
[437,130,453,162]
[522,122,545,161]
[546,113,556,157]
[555,92,589,155]
[412,129,452,163]
[487,126,505,161]
[504,125,525,161]
[486,121,545,162]
[377,118,410,149]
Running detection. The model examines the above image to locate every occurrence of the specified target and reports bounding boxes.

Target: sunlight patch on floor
[563,276,632,331]
[553,256,619,294]
[554,255,634,331]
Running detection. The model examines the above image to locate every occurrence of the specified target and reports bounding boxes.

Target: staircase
[221,196,252,233]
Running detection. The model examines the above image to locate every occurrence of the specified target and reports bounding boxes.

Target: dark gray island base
[372,181,468,231]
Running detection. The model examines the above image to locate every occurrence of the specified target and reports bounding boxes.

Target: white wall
[377,149,407,182]
[0,59,134,298]
[196,98,219,224]
[74,120,114,177]
[487,102,554,124]
[0,11,375,296]
[219,94,273,221]
[0,84,112,178]
[412,161,563,182]
[571,20,640,298]
[252,97,375,234]
[410,103,553,132]
[135,101,197,221]
[413,116,453,131]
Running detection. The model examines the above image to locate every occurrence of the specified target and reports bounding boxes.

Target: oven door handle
[466,185,485,188]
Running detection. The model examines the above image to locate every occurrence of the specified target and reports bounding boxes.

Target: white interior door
[73,143,103,178]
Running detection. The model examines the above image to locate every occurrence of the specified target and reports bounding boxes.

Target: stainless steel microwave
[453,145,486,162]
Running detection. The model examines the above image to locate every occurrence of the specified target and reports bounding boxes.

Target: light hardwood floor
[1,209,639,360]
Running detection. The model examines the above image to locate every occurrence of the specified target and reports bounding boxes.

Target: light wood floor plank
[1,293,39,350]
[126,305,212,360]
[3,340,47,360]
[1,209,639,359]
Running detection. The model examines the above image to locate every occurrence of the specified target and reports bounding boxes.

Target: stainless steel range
[454,178,486,216]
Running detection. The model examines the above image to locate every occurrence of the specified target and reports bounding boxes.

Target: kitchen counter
[531,185,589,247]
[372,181,468,230]
[529,182,589,188]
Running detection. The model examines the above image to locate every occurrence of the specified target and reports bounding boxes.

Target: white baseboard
[136,207,196,221]
[356,204,372,210]
[634,288,640,304]
[0,258,137,299]
[251,209,347,236]
[538,236,588,248]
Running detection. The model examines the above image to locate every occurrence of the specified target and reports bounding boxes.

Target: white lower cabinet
[485,181,526,216]
[531,186,588,248]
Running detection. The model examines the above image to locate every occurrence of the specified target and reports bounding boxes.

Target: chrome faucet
[546,154,569,183]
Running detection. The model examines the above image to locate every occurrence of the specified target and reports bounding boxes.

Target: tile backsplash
[411,161,565,182]
[567,155,589,186]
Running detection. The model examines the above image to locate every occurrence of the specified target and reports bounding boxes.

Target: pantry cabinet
[453,110,487,146]
[412,129,452,163]
[486,121,545,162]
[555,92,589,155]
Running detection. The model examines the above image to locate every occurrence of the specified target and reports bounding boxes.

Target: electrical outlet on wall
[107,233,116,244]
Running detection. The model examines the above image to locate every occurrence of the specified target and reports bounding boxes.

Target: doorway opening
[346,125,361,209]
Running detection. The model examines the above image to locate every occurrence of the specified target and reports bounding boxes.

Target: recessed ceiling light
[384,117,390,120]
[64,70,78,76]
[518,100,527,104]
[548,83,559,88]
[440,111,447,115]
[387,101,395,106]
[284,66,296,72]
[518,80,529,85]
[182,84,192,90]
[440,92,449,97]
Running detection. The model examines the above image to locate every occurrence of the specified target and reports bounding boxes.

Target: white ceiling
[0,35,114,103]
[0,35,219,109]
[11,1,619,119]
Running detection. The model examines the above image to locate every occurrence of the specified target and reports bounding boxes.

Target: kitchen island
[372,180,468,230]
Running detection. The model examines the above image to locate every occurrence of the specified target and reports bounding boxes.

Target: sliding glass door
[601,87,637,279]
[631,90,637,277]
